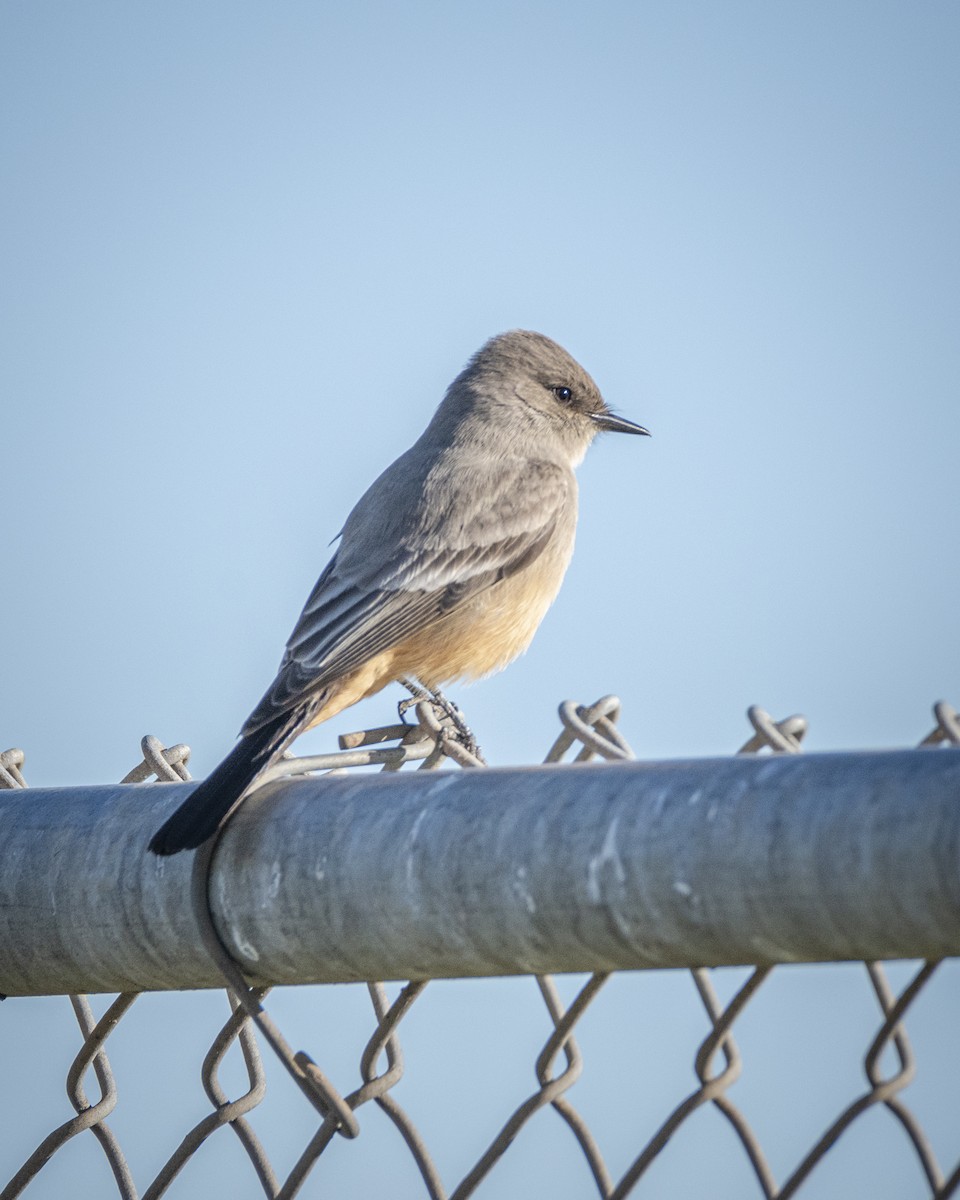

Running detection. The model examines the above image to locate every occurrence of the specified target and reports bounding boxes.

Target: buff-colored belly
[305,525,575,727]
[396,548,571,686]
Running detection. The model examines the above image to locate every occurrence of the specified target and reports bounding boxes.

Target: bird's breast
[394,517,577,687]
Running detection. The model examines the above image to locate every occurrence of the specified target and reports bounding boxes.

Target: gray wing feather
[242,458,570,733]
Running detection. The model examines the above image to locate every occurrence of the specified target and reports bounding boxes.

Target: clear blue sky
[1,3,958,1197]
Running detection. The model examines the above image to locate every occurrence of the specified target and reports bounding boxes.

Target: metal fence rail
[1,697,958,1199]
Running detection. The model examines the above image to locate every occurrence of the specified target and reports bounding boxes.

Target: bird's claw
[397,678,486,762]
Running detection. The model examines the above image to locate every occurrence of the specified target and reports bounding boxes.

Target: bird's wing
[242,459,570,733]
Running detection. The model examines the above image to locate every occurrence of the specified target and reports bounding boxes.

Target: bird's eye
[553,386,573,404]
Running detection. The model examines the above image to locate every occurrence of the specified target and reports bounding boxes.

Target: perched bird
[149,330,649,854]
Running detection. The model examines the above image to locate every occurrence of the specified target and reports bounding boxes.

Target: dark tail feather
[148,711,297,855]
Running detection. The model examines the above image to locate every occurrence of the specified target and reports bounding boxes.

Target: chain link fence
[1,697,958,1199]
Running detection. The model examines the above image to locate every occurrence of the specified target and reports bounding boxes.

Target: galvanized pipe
[0,749,957,995]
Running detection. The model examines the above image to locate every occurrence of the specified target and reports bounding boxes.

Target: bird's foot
[426,686,486,762]
[397,678,486,763]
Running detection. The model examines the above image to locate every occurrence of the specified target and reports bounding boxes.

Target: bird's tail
[148,710,299,856]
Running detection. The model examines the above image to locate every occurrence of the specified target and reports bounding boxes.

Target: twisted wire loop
[142,991,278,1200]
[143,697,484,1194]
[610,967,775,1200]
[737,705,808,754]
[0,748,27,790]
[540,704,787,1198]
[546,695,634,762]
[355,982,446,1199]
[154,696,480,1190]
[449,973,611,1200]
[0,994,140,1200]
[443,700,633,1199]
[773,711,960,1200]
[771,961,947,1200]
[920,700,960,748]
[800,705,960,1200]
[173,693,490,1197]
[276,981,437,1200]
[189,835,362,1136]
[120,735,192,784]
[0,738,165,1200]
[188,832,443,1200]
[727,707,958,1200]
[610,709,812,1196]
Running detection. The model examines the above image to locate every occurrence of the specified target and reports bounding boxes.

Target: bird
[149,330,649,854]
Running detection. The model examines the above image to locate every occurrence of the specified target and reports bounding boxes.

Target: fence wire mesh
[1,697,958,1200]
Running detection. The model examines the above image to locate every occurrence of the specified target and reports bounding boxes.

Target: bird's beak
[591,410,651,436]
